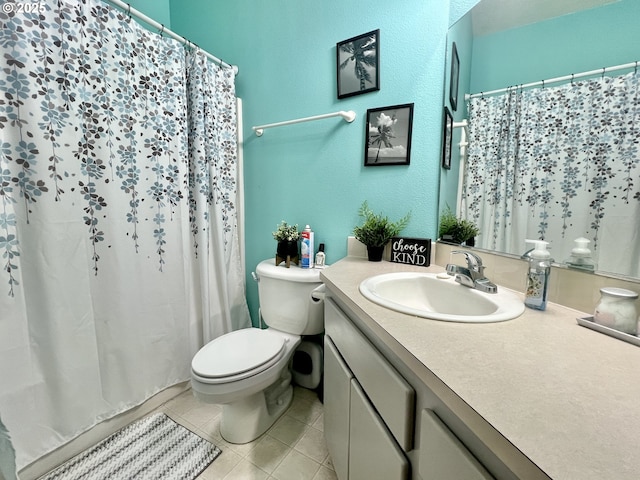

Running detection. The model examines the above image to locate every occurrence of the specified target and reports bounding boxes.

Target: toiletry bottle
[315,243,326,269]
[301,225,314,269]
[524,239,552,311]
[565,237,596,271]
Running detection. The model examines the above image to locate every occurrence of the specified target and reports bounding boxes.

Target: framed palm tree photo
[364,103,414,166]
[337,30,380,99]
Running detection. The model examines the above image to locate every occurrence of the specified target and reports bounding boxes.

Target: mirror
[440,0,640,280]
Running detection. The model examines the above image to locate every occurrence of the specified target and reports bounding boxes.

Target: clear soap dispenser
[524,239,552,311]
[566,237,596,271]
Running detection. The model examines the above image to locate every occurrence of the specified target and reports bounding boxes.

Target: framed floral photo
[364,103,414,166]
[442,106,453,169]
[337,29,380,99]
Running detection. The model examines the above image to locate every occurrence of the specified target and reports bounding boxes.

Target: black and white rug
[40,413,221,480]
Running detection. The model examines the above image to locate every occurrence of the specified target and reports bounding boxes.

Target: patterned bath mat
[39,412,221,480]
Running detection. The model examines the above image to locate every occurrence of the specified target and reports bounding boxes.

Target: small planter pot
[366,245,384,262]
[276,240,299,267]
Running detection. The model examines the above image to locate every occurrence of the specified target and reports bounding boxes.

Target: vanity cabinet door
[325,298,414,450]
[349,380,409,480]
[418,409,492,480]
[324,336,353,480]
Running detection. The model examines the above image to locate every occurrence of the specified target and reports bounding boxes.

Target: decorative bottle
[524,239,552,311]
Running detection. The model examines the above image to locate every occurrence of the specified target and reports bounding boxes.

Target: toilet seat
[191,328,289,384]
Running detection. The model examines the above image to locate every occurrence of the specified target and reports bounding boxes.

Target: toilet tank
[256,259,324,335]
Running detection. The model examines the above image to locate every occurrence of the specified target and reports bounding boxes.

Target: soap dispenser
[524,239,552,311]
[565,237,596,271]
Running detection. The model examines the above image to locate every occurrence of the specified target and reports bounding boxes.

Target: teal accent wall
[470,0,640,93]
[171,0,456,325]
[439,9,474,218]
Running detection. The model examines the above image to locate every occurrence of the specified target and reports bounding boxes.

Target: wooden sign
[390,237,431,267]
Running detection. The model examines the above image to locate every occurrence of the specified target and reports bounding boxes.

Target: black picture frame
[364,103,414,166]
[449,42,459,112]
[442,106,453,170]
[337,29,380,99]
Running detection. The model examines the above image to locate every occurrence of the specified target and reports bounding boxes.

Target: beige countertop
[320,256,640,480]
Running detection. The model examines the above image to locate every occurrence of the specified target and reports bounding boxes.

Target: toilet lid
[191,328,286,379]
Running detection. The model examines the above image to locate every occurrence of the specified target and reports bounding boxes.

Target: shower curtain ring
[571,74,574,85]
[159,24,165,35]
[542,79,545,88]
[602,67,605,78]
[126,3,131,17]
[635,61,638,74]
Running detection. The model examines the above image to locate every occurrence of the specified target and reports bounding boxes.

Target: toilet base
[220,369,294,444]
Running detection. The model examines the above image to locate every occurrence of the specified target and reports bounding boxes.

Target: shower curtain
[463,70,640,277]
[0,0,250,471]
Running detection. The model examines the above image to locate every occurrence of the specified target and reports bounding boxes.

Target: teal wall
[470,0,640,93]
[439,8,474,217]
[171,0,457,325]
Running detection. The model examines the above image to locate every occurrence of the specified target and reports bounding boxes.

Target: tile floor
[160,386,336,480]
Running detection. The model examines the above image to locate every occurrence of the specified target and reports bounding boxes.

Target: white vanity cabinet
[324,299,412,480]
[324,296,548,480]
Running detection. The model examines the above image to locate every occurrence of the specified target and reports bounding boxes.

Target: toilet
[191,259,325,444]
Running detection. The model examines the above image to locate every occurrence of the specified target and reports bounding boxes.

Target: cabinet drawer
[326,298,415,451]
[418,409,493,480]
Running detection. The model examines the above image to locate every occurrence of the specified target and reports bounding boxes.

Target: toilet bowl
[191,259,325,444]
[191,328,301,443]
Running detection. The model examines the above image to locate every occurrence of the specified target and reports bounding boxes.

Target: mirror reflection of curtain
[462,71,640,277]
[0,0,250,472]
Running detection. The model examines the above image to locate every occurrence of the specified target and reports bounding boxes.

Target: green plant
[272,221,300,242]
[458,219,480,243]
[353,201,411,247]
[438,206,479,244]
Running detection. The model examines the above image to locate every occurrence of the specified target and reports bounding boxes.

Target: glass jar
[593,287,639,335]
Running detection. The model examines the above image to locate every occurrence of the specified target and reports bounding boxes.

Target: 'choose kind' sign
[390,237,431,267]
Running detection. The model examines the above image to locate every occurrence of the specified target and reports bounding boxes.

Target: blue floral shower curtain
[463,71,640,277]
[0,0,249,471]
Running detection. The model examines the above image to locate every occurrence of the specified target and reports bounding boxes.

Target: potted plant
[353,201,411,261]
[438,206,479,246]
[273,220,300,267]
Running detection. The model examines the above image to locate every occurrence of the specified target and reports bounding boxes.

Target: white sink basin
[359,272,525,323]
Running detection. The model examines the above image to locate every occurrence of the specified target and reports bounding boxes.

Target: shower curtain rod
[105,0,238,74]
[252,110,356,137]
[466,60,639,100]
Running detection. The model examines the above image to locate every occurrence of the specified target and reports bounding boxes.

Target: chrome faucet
[446,250,498,294]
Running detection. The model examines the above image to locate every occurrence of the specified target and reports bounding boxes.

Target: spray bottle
[300,225,314,269]
[524,239,552,311]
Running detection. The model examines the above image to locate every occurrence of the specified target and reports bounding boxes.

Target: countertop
[320,257,640,480]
